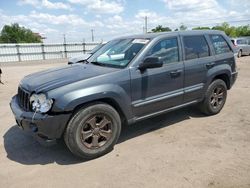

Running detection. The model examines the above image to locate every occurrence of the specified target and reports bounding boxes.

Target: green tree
[179,24,187,31]
[0,23,42,43]
[151,25,172,33]
[236,25,250,36]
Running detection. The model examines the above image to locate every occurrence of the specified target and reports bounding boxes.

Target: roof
[115,30,225,40]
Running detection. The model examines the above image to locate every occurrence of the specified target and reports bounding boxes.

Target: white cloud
[68,0,124,14]
[162,0,218,12]
[0,11,59,40]
[159,0,250,29]
[18,0,72,10]
[30,11,87,26]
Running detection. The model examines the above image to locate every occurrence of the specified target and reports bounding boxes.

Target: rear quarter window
[210,35,232,55]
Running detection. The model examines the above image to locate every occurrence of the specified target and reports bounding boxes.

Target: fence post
[41,43,45,60]
[16,44,21,62]
[64,43,67,58]
[83,42,86,54]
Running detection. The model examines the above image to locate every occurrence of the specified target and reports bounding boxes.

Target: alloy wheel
[80,114,113,149]
[210,86,225,109]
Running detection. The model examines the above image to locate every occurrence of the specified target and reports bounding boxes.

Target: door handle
[170,70,182,78]
[206,62,215,69]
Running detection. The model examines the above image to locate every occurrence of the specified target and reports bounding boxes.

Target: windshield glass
[88,38,150,68]
[90,43,105,54]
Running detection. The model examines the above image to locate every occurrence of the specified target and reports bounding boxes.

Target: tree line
[0,22,249,43]
[151,22,250,37]
[0,23,42,43]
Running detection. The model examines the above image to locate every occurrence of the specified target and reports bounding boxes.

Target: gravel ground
[0,57,250,188]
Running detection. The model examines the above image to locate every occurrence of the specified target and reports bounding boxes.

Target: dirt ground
[0,57,250,188]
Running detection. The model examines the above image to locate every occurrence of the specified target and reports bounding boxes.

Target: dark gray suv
[10,30,238,159]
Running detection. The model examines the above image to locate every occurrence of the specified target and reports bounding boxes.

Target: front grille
[17,87,31,111]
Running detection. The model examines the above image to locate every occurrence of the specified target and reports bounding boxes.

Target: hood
[20,63,118,92]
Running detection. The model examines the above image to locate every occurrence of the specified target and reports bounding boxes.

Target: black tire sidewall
[65,103,121,159]
[238,50,242,58]
[204,79,227,115]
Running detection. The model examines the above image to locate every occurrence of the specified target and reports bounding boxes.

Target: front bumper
[10,96,71,145]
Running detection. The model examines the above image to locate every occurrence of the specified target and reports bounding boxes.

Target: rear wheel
[238,50,242,58]
[199,79,227,115]
[64,103,121,159]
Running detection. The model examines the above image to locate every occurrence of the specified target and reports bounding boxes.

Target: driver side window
[146,38,179,64]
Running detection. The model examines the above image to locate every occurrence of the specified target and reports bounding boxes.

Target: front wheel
[199,79,227,115]
[64,103,121,159]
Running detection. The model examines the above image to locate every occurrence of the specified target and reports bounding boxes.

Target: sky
[0,0,250,43]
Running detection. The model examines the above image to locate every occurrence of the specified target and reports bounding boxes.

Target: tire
[64,103,121,159]
[238,50,242,58]
[199,79,227,115]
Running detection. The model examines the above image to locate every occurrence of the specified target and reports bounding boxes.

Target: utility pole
[144,16,148,33]
[91,29,94,42]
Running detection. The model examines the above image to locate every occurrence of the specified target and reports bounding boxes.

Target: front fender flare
[53,84,132,120]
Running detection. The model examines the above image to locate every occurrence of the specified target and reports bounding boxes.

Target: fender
[205,64,231,90]
[50,84,133,120]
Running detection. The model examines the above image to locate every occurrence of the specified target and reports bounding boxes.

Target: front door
[130,37,184,118]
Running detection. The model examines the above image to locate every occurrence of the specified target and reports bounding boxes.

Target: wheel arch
[72,98,128,125]
[211,73,230,89]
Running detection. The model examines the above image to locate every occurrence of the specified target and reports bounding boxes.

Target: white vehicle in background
[231,37,250,58]
[68,43,106,64]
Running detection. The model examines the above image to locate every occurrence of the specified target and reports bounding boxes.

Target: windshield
[88,38,150,68]
[90,43,105,54]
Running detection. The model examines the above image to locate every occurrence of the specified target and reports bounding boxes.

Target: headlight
[30,93,53,113]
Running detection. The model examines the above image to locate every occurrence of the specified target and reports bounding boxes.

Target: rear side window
[237,39,247,45]
[183,36,209,60]
[210,35,231,55]
[146,38,179,64]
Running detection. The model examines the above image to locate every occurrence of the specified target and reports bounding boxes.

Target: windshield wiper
[79,59,89,64]
[90,61,107,66]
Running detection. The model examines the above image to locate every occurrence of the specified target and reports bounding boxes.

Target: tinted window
[146,38,179,64]
[210,35,231,54]
[183,36,209,60]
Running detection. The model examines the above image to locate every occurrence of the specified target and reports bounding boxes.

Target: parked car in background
[10,30,237,159]
[231,37,250,58]
[68,43,106,64]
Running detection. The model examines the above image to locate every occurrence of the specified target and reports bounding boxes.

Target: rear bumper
[230,71,238,88]
[10,95,71,145]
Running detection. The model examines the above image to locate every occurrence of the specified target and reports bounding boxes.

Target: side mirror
[138,56,163,71]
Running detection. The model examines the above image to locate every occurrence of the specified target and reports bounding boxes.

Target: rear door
[247,38,250,54]
[181,35,215,103]
[237,39,249,55]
